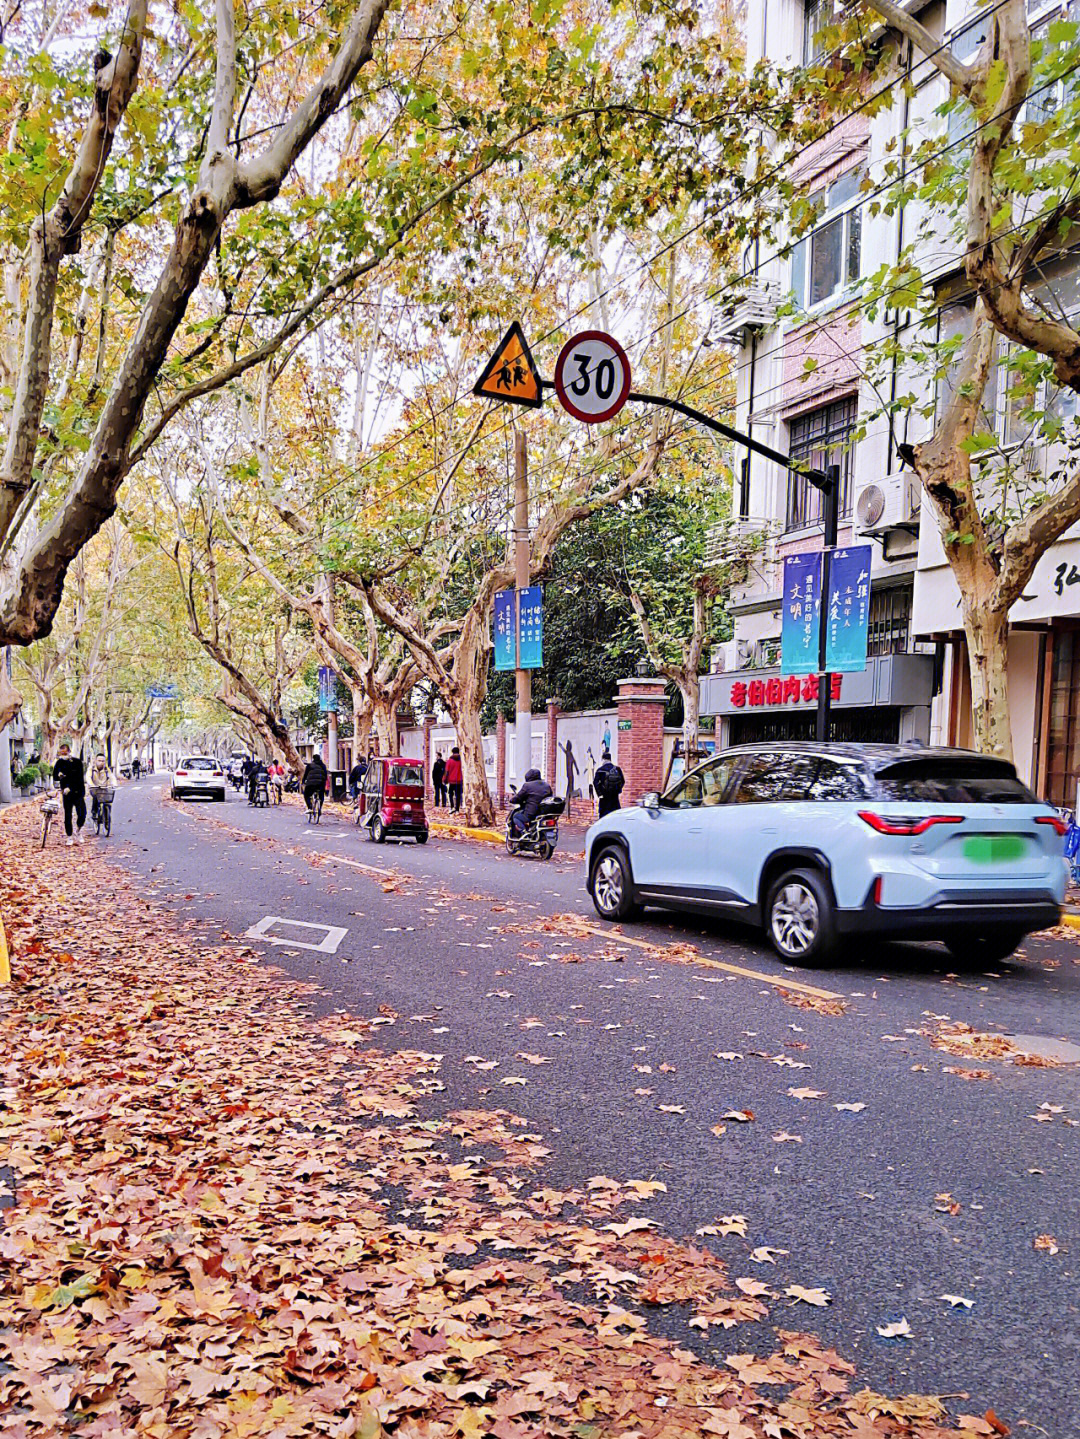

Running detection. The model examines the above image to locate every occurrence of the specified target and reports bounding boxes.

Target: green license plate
[963,835,1027,864]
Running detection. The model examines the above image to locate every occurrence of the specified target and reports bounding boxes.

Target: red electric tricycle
[355,755,429,844]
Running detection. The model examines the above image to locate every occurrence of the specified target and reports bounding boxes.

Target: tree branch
[861,0,974,92]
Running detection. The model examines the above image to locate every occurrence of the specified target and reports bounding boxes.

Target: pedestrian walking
[592,749,624,819]
[53,742,87,846]
[444,746,463,813]
[349,754,367,799]
[432,751,446,808]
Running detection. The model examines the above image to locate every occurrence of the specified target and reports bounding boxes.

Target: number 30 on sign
[554,330,631,424]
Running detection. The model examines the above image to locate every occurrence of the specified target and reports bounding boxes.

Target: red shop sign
[730,673,843,709]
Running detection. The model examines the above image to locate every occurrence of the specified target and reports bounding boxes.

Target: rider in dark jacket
[301,755,328,812]
[510,768,553,834]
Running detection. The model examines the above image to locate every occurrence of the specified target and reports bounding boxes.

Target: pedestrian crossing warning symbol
[473,321,543,408]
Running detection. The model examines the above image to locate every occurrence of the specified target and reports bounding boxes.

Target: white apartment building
[701,0,1080,808]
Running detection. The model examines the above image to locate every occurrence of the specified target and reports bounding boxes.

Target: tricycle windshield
[388,763,423,787]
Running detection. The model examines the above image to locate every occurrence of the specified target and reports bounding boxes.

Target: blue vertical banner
[825,545,872,672]
[493,589,516,671]
[317,665,338,713]
[518,585,543,669]
[780,553,822,675]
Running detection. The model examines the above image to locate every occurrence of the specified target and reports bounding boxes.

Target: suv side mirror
[639,792,661,812]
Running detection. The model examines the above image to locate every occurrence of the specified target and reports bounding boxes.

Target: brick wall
[614,677,667,802]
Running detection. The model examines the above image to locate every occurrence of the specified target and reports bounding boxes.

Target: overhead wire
[273,0,1047,534]
[213,0,1014,526]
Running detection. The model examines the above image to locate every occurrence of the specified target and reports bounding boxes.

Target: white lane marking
[245,915,348,954]
[314,852,397,880]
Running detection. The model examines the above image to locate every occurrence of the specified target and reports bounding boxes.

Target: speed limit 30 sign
[554,330,631,424]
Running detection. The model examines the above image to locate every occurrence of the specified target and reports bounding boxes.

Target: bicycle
[91,785,114,837]
[40,790,60,849]
[306,788,324,824]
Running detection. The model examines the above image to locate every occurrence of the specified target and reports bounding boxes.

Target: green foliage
[14,765,39,790]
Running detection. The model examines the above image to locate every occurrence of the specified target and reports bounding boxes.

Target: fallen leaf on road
[876,1318,912,1339]
[834,1102,866,1112]
[734,1277,772,1298]
[786,1285,831,1307]
[604,1217,658,1238]
[657,1104,685,1114]
[500,1076,528,1086]
[715,1052,743,1061]
[750,1246,788,1264]
[722,1109,754,1122]
[625,1179,667,1198]
[772,1131,802,1143]
[698,1215,748,1237]
[1034,1234,1060,1254]
[709,1124,726,1137]
[940,1294,975,1309]
[787,1087,826,1100]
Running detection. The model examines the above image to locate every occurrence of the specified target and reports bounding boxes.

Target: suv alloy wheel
[766,867,837,964]
[590,845,638,921]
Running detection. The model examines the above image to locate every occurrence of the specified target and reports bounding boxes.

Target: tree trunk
[0,662,21,730]
[217,687,303,774]
[962,602,1013,760]
[680,675,699,762]
[451,693,494,827]
[371,699,397,755]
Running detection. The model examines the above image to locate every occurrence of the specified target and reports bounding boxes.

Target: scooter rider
[509,768,552,836]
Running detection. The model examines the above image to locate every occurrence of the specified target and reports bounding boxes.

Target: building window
[867,586,912,656]
[790,168,862,311]
[803,0,833,63]
[786,395,856,530]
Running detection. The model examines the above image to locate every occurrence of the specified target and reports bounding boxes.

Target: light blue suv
[585,743,1066,964]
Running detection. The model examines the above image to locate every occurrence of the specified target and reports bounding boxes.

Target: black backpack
[596,764,624,798]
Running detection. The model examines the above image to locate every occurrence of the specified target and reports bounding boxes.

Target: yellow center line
[576,923,844,1001]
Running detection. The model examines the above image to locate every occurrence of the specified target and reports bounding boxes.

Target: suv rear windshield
[184,758,215,770]
[873,757,1036,804]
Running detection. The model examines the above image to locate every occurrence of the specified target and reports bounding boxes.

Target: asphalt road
[102,777,1080,1430]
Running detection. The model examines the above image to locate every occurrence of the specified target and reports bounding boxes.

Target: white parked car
[172,755,226,802]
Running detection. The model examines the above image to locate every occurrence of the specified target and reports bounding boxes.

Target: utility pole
[513,429,531,790]
[322,575,339,771]
[815,463,842,744]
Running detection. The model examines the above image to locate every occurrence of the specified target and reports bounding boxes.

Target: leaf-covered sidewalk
[0,807,997,1438]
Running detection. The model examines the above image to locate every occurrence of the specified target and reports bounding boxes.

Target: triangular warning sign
[473,321,543,408]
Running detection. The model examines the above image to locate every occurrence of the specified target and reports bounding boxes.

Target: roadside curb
[1063,912,1080,930]
[430,820,503,846]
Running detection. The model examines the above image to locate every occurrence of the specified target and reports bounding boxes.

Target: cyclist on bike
[301,753,327,815]
[268,759,286,803]
[89,754,116,827]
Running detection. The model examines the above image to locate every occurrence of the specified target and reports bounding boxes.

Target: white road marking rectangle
[245,915,348,954]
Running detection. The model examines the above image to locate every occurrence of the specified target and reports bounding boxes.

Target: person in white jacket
[89,754,116,827]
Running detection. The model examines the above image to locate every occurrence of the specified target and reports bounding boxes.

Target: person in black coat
[592,750,624,818]
[431,751,446,807]
[53,743,87,846]
[349,755,367,799]
[509,768,553,834]
[301,754,327,813]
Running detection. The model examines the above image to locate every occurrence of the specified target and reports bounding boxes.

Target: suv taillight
[1036,814,1068,836]
[858,811,963,836]
[176,769,188,778]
